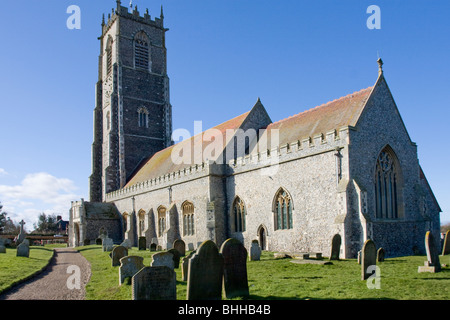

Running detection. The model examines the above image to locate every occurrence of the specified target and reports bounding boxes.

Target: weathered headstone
[138,237,146,251]
[112,245,128,267]
[149,243,157,251]
[173,239,186,257]
[151,251,174,269]
[357,250,362,264]
[361,239,376,280]
[418,231,441,273]
[220,238,249,299]
[119,256,145,285]
[96,238,102,245]
[167,248,181,269]
[330,234,341,260]
[16,242,29,258]
[249,240,261,261]
[181,251,196,281]
[102,237,114,252]
[120,239,133,249]
[442,230,450,255]
[187,240,224,300]
[132,266,176,300]
[377,248,385,262]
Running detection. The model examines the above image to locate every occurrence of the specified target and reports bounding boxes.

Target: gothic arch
[137,209,146,237]
[181,200,195,236]
[374,145,404,219]
[134,30,150,70]
[272,187,294,230]
[230,196,246,233]
[157,206,167,237]
[257,224,269,251]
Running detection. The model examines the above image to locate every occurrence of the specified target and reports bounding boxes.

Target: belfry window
[106,37,113,76]
[134,31,150,70]
[182,201,195,236]
[137,107,149,128]
[274,189,293,230]
[375,146,402,219]
[232,197,246,232]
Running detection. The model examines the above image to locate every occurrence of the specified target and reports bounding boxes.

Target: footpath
[0,248,91,300]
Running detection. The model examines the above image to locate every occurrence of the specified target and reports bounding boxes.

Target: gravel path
[0,248,91,300]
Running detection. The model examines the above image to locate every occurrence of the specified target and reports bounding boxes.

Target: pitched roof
[261,86,374,148]
[124,85,374,188]
[125,110,251,187]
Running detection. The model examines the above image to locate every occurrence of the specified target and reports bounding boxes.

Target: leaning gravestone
[132,266,176,300]
[112,245,128,267]
[249,240,261,261]
[187,240,224,300]
[149,243,157,252]
[361,239,376,280]
[102,237,114,252]
[16,242,29,258]
[442,230,450,255]
[138,237,146,251]
[377,248,386,262]
[220,238,249,299]
[167,248,181,269]
[151,251,174,269]
[119,256,145,285]
[330,234,341,260]
[173,239,186,257]
[120,239,133,249]
[181,251,196,281]
[418,231,441,273]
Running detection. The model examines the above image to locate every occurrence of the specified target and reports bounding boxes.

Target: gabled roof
[261,86,373,147]
[125,110,252,187]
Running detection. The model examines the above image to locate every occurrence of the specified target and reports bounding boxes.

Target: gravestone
[182,251,196,281]
[330,234,341,260]
[138,237,146,251]
[83,239,91,246]
[112,245,128,267]
[357,250,362,264]
[418,231,441,273]
[173,239,186,257]
[377,248,385,262]
[167,248,181,268]
[0,245,6,253]
[119,256,145,285]
[16,242,29,258]
[151,251,174,269]
[96,238,102,245]
[132,266,176,300]
[220,238,249,299]
[102,237,114,252]
[187,240,224,300]
[16,220,26,245]
[249,240,261,261]
[442,230,450,255]
[361,239,376,280]
[149,243,157,251]
[120,239,133,249]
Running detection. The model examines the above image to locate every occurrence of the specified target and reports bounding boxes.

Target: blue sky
[0,0,449,231]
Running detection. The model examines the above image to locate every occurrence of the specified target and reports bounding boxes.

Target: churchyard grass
[0,246,54,294]
[77,246,450,300]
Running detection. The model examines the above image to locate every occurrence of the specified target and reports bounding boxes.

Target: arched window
[157,206,166,237]
[182,201,195,236]
[106,36,113,75]
[274,188,293,230]
[232,197,246,232]
[138,210,146,237]
[134,31,150,70]
[137,107,149,128]
[375,146,402,219]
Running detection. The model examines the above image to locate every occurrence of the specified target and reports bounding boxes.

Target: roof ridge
[270,86,373,127]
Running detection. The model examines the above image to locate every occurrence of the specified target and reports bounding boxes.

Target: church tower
[90,1,172,202]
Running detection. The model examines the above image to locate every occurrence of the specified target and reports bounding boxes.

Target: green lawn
[0,246,55,294]
[78,245,450,300]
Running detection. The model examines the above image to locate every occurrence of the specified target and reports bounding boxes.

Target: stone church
[69,1,441,258]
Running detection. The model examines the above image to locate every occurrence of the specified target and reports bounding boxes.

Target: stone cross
[19,220,26,233]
